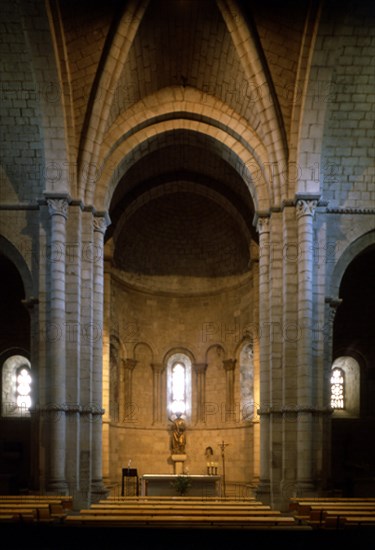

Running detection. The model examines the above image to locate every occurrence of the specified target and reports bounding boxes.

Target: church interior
[0,0,374,543]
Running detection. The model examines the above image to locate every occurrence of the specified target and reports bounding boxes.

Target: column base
[91,480,109,503]
[255,479,271,505]
[296,480,316,497]
[46,480,69,495]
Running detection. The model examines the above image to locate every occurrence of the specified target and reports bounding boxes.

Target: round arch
[0,235,34,300]
[329,230,375,299]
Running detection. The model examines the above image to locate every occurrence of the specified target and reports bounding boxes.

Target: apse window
[330,368,345,409]
[330,356,360,418]
[171,362,186,414]
[167,353,191,418]
[1,355,32,417]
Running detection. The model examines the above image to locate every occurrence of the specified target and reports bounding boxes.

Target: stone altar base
[171,453,187,475]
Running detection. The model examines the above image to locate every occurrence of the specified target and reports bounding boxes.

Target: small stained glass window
[16,367,32,410]
[330,367,345,409]
[171,362,186,415]
[2,355,32,417]
[167,353,191,419]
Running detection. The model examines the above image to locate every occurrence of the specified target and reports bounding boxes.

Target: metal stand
[218,441,229,497]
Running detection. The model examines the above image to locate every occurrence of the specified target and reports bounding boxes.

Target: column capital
[325,296,343,325]
[150,362,165,374]
[223,358,236,371]
[93,212,111,234]
[256,216,270,235]
[44,193,71,219]
[122,358,138,371]
[296,199,318,219]
[193,362,208,374]
[47,198,70,219]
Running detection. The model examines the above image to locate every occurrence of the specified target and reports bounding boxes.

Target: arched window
[2,355,32,417]
[330,356,360,418]
[330,368,345,409]
[239,343,254,421]
[171,362,186,414]
[167,353,191,418]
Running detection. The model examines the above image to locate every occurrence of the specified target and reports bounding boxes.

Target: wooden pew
[64,513,298,528]
[78,507,281,518]
[342,516,375,528]
[289,497,375,512]
[0,499,70,523]
[290,499,375,527]
[323,510,375,529]
[90,502,271,511]
[0,495,73,510]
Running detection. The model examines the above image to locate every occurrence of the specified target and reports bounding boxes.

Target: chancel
[0,0,375,531]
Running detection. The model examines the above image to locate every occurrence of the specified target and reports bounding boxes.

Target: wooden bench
[292,501,375,520]
[0,502,68,523]
[322,510,375,529]
[90,502,271,511]
[342,516,375,528]
[290,500,375,527]
[65,513,297,528]
[289,497,375,512]
[78,507,281,518]
[0,495,73,510]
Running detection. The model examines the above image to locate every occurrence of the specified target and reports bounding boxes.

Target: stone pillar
[296,198,318,494]
[45,195,70,493]
[78,207,95,508]
[223,359,236,422]
[255,216,271,500]
[280,204,299,503]
[91,213,109,500]
[123,358,137,422]
[64,201,82,499]
[193,362,207,423]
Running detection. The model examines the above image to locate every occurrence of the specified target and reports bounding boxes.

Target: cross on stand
[218,440,229,497]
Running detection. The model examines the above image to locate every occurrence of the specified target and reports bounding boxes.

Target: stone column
[91,213,109,499]
[256,216,271,500]
[223,359,236,422]
[78,207,95,508]
[151,363,165,424]
[45,195,69,492]
[296,198,318,494]
[280,204,299,503]
[193,363,207,423]
[123,358,137,422]
[323,297,342,484]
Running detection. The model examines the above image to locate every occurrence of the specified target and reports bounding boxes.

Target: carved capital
[93,215,109,235]
[223,359,236,372]
[325,296,343,326]
[256,217,270,235]
[47,198,69,219]
[151,362,165,374]
[193,362,208,374]
[122,358,138,371]
[296,199,318,219]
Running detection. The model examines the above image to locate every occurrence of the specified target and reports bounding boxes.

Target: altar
[141,474,222,497]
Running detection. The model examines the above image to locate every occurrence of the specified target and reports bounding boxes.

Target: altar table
[141,474,222,497]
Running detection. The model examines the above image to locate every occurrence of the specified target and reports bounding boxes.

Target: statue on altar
[169,411,186,454]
